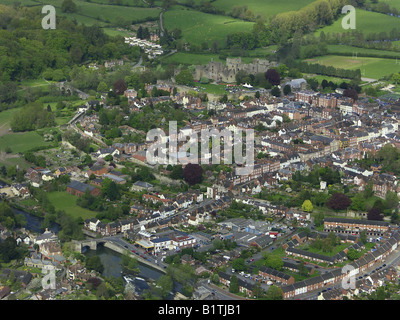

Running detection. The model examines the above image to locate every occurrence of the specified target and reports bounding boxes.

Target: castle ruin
[194,57,275,83]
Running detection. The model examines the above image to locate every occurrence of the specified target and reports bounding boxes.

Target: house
[10,183,30,198]
[40,241,62,259]
[87,165,109,177]
[67,263,87,280]
[258,266,295,285]
[0,286,11,299]
[131,181,154,192]
[66,180,102,197]
[34,229,58,245]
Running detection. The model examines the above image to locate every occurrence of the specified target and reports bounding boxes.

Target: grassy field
[0,131,53,154]
[47,191,98,220]
[178,0,315,18]
[326,45,400,59]
[163,52,225,65]
[163,7,254,45]
[0,108,21,136]
[33,0,161,25]
[315,8,400,37]
[304,55,400,79]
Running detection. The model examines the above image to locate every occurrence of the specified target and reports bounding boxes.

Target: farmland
[315,8,400,37]
[30,0,161,26]
[47,191,98,220]
[304,55,400,80]
[163,7,254,45]
[175,0,315,18]
[0,131,53,154]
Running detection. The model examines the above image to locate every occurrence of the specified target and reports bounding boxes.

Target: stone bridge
[73,239,107,252]
[71,238,166,273]
[55,82,89,100]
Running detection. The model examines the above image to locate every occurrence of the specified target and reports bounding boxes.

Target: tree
[61,0,77,13]
[113,79,127,95]
[265,285,283,300]
[175,70,194,86]
[170,165,183,180]
[326,193,352,211]
[283,84,291,95]
[367,207,383,221]
[231,258,247,272]
[270,86,281,97]
[301,200,313,212]
[183,163,203,185]
[101,178,120,201]
[265,69,280,86]
[343,88,358,101]
[229,275,239,293]
[392,73,400,85]
[86,255,104,273]
[157,275,173,298]
[314,211,325,227]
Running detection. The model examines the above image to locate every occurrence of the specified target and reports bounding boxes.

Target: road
[290,244,400,300]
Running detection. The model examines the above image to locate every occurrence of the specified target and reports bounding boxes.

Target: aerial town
[2,0,400,307]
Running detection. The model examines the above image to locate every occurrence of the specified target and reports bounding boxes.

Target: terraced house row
[281,228,400,299]
[324,217,390,236]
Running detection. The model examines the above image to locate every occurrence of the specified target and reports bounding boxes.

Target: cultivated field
[176,0,315,18]
[315,8,400,37]
[163,7,254,45]
[304,55,400,79]
[47,191,98,220]
[0,131,53,154]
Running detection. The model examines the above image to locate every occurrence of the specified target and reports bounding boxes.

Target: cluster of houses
[124,36,163,59]
[281,226,400,299]
[0,226,95,300]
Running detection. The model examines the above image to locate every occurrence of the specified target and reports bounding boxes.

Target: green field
[163,7,254,45]
[315,9,400,37]
[47,191,98,220]
[0,131,53,153]
[305,55,400,79]
[33,0,161,25]
[0,108,21,134]
[177,0,315,18]
[326,45,400,59]
[163,52,225,65]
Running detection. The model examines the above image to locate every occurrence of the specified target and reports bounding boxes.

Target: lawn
[0,131,53,154]
[326,45,400,59]
[33,0,161,25]
[179,0,315,18]
[0,107,21,135]
[47,191,98,220]
[163,52,225,65]
[304,55,400,79]
[163,7,254,45]
[315,8,400,37]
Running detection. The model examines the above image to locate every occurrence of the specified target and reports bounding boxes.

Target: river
[10,203,181,299]
[83,245,182,298]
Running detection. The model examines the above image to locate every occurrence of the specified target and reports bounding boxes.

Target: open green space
[326,45,400,59]
[163,7,254,45]
[34,0,161,25]
[179,0,315,18]
[304,55,400,79]
[163,52,225,65]
[0,131,52,154]
[47,191,98,220]
[315,9,400,37]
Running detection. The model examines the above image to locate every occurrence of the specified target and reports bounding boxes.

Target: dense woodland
[0,5,138,86]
